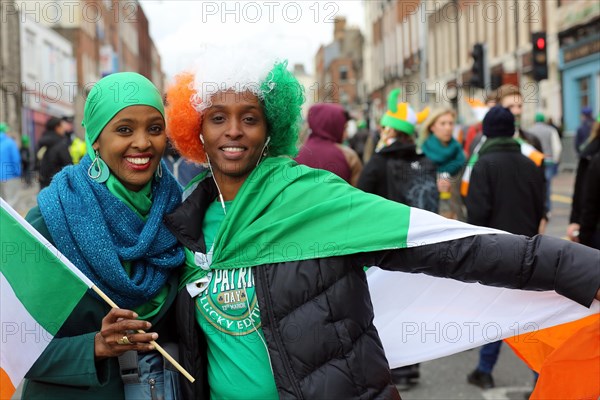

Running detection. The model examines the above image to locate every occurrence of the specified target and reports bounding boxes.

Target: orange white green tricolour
[0,199,92,400]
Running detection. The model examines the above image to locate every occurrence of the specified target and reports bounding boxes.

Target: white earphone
[199,134,205,144]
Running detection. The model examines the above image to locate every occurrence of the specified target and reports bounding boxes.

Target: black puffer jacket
[165,179,600,400]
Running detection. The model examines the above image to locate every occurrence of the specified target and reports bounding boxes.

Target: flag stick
[91,284,195,383]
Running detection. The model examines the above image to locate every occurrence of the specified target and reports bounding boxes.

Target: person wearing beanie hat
[22,72,185,399]
[164,59,600,400]
[465,105,546,390]
[528,111,563,215]
[482,105,515,138]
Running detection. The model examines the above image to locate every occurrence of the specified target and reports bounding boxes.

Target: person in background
[0,122,22,207]
[568,116,600,244]
[20,134,32,186]
[527,112,562,216]
[295,103,362,186]
[491,84,548,232]
[37,117,72,189]
[348,119,370,161]
[575,107,594,156]
[465,106,545,389]
[420,108,466,220]
[358,88,437,210]
[163,140,206,188]
[494,84,543,152]
[579,152,600,249]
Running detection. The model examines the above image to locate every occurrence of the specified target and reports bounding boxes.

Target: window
[339,65,349,82]
[578,76,590,109]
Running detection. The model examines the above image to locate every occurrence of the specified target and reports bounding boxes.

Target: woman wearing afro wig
[163,50,600,400]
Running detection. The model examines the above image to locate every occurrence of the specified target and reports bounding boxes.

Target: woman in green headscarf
[22,72,185,399]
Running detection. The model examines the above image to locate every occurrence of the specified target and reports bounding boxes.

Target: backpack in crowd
[385,155,439,212]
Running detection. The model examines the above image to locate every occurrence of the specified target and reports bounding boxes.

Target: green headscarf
[81,73,169,318]
[82,72,165,160]
[82,72,165,216]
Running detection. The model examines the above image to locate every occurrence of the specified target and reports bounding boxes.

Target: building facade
[26,0,164,133]
[0,1,23,140]
[20,13,76,145]
[557,0,600,135]
[362,0,589,130]
[314,17,364,111]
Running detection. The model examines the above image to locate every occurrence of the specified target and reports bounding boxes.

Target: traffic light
[532,32,548,81]
[470,43,485,89]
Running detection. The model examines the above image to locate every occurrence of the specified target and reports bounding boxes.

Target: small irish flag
[0,198,92,399]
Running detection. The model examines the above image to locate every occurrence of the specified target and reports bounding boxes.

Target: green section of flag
[210,157,411,269]
[0,206,89,336]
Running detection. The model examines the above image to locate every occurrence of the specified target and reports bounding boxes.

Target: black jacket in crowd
[580,151,600,247]
[465,139,544,236]
[357,140,435,200]
[165,176,599,400]
[571,138,600,226]
[37,130,72,188]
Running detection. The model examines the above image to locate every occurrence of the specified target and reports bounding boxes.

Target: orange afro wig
[165,58,304,164]
[165,72,206,163]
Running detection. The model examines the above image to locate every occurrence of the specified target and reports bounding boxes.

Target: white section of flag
[0,273,52,390]
[406,207,506,246]
[367,269,600,367]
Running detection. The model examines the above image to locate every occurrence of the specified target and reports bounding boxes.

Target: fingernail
[152,333,158,340]
[132,312,138,318]
[149,345,155,350]
[146,322,152,329]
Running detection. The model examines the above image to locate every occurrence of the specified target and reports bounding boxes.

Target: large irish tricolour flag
[0,198,91,399]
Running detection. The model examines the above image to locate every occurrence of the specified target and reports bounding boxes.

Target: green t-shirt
[196,201,278,399]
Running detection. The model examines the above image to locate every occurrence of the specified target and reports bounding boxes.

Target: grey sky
[139,0,365,80]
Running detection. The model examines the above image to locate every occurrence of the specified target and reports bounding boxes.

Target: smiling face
[93,105,166,191]
[430,112,455,144]
[201,91,268,184]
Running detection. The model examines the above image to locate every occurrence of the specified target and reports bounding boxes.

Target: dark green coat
[22,207,179,400]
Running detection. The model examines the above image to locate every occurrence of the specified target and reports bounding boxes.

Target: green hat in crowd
[535,112,545,122]
[0,122,8,133]
[380,89,429,135]
[21,135,30,146]
[82,72,164,160]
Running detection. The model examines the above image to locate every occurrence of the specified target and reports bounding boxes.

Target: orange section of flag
[528,150,545,167]
[506,315,600,400]
[0,367,16,400]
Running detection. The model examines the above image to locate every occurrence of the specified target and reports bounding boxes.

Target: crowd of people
[2,51,599,399]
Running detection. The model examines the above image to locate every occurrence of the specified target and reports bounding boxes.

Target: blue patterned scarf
[38,155,184,309]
